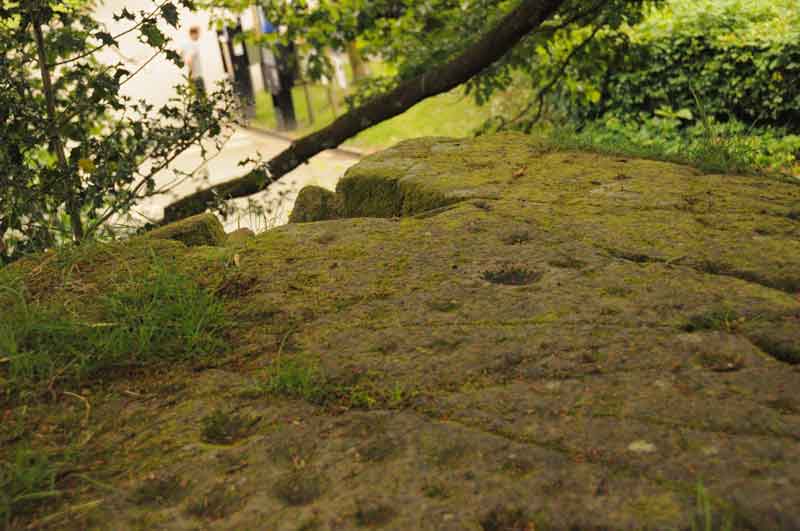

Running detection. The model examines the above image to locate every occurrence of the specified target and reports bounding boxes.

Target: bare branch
[49,0,170,68]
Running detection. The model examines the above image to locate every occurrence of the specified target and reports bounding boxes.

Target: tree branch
[33,13,85,241]
[162,0,569,223]
[509,22,604,131]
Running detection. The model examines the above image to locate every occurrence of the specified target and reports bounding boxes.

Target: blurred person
[182,26,205,97]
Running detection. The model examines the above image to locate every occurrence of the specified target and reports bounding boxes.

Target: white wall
[93,1,228,107]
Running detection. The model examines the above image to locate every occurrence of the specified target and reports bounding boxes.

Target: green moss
[628,492,683,526]
[336,172,405,218]
[421,482,449,499]
[747,328,800,364]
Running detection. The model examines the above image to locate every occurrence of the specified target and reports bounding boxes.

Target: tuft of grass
[96,258,228,364]
[0,255,227,397]
[186,484,242,520]
[261,356,415,410]
[691,481,735,531]
[262,357,331,405]
[271,471,325,506]
[683,308,742,333]
[422,482,449,499]
[0,447,61,527]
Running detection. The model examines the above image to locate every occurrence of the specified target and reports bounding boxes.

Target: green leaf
[140,21,166,48]
[95,31,116,47]
[161,3,180,28]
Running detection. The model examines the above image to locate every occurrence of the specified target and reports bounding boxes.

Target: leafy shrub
[563,0,800,132]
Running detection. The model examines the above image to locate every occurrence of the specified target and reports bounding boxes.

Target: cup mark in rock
[482,267,543,286]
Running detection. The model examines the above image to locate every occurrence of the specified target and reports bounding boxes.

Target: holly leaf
[161,3,179,28]
[113,8,135,21]
[164,48,184,67]
[140,21,166,48]
[95,31,116,47]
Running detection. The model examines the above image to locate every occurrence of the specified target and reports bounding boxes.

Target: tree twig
[49,0,170,68]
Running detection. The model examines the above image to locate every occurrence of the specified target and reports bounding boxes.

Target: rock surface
[147,212,227,247]
[289,185,342,223]
[3,133,800,530]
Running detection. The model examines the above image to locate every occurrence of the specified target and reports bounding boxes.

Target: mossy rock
[288,186,342,223]
[226,228,255,245]
[4,133,800,530]
[146,213,226,247]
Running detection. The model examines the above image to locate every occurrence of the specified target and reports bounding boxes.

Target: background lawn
[253,83,493,151]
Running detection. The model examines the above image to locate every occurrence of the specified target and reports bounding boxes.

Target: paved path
[132,127,360,233]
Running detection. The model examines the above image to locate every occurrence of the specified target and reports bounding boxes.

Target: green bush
[588,0,800,132]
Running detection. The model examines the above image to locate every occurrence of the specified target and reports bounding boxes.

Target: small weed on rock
[355,499,396,527]
[272,471,325,506]
[186,484,242,520]
[683,308,742,333]
[0,447,59,527]
[132,474,187,507]
[201,410,256,445]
